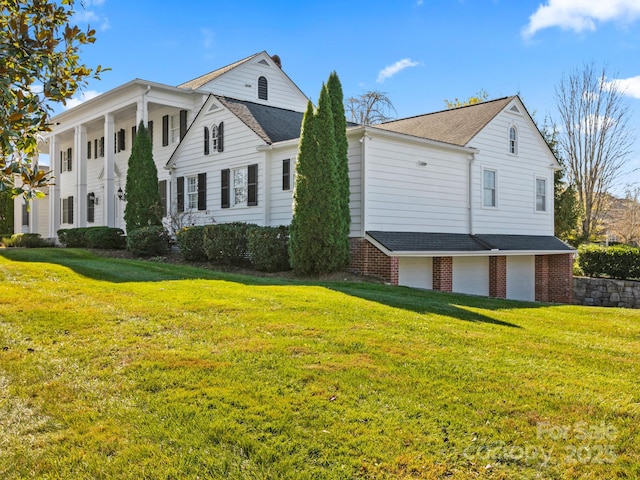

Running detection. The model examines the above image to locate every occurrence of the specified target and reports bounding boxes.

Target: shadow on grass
[1,248,528,327]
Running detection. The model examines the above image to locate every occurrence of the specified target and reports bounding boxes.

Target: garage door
[506,256,535,301]
[452,257,489,296]
[398,257,433,289]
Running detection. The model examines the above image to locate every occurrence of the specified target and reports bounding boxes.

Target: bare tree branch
[345,91,396,125]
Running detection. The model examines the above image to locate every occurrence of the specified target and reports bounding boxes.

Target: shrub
[578,244,640,280]
[203,222,255,265]
[127,226,169,257]
[85,227,126,250]
[248,225,290,272]
[57,227,90,247]
[176,226,207,261]
[4,233,55,248]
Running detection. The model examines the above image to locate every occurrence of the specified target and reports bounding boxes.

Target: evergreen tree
[124,122,162,234]
[326,72,351,268]
[290,86,342,274]
[0,190,15,234]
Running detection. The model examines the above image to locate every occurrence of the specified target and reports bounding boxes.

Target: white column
[49,135,61,238]
[103,114,116,227]
[75,125,88,227]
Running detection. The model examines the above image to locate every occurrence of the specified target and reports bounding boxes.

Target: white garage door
[506,256,535,301]
[398,257,433,289]
[452,257,489,296]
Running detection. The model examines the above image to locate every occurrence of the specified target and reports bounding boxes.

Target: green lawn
[0,248,638,479]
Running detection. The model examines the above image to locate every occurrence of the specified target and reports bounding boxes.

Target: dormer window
[258,76,268,100]
[211,124,219,151]
[509,126,517,155]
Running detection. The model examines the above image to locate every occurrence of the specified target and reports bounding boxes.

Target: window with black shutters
[87,194,95,223]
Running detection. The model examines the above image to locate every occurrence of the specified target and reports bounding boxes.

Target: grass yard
[0,248,639,479]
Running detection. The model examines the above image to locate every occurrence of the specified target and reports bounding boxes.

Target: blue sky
[65,0,640,191]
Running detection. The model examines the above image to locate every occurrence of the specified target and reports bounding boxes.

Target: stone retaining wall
[573,277,640,308]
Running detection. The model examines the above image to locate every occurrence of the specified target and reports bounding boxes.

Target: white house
[22,51,574,303]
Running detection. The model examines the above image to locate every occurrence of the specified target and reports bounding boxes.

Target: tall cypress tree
[326,71,351,268]
[290,86,342,274]
[124,122,162,234]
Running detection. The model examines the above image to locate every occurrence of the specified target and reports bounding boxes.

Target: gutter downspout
[468,153,475,235]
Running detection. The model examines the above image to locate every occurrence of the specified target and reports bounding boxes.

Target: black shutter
[119,129,126,152]
[69,196,74,224]
[221,169,230,208]
[162,115,169,146]
[87,141,92,159]
[94,139,98,158]
[282,159,290,190]
[87,194,95,223]
[179,110,187,141]
[132,125,137,143]
[176,176,184,213]
[148,120,154,145]
[204,127,210,155]
[114,132,117,153]
[60,151,63,172]
[217,122,224,152]
[67,148,72,171]
[100,137,104,157]
[197,173,207,211]
[159,180,167,217]
[248,164,258,206]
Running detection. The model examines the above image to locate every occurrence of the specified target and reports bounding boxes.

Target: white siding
[506,255,536,301]
[363,136,470,233]
[171,105,266,227]
[195,55,308,112]
[267,146,298,227]
[453,257,489,296]
[399,257,433,289]
[470,107,555,236]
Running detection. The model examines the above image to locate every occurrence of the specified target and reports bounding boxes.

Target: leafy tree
[0,190,15,234]
[444,90,489,109]
[539,120,581,243]
[0,0,105,199]
[345,90,396,125]
[555,62,635,242]
[290,85,343,274]
[124,122,162,234]
[327,71,350,268]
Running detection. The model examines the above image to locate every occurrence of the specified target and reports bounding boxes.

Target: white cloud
[64,90,102,110]
[416,0,424,6]
[522,0,640,38]
[376,58,421,83]
[604,75,640,99]
[71,1,109,31]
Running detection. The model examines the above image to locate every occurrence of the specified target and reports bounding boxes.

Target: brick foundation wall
[432,257,453,292]
[535,253,573,303]
[489,256,507,298]
[349,238,398,285]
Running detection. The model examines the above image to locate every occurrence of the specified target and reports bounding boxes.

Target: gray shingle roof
[177,53,259,90]
[374,96,516,146]
[367,231,574,253]
[217,96,304,144]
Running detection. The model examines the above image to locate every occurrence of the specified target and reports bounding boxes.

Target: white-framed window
[186,175,198,210]
[62,196,74,224]
[483,169,497,207]
[211,124,219,152]
[509,126,518,155]
[170,114,180,144]
[233,167,248,206]
[536,177,547,212]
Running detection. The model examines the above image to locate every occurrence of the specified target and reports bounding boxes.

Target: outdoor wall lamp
[117,187,125,201]
[88,192,99,205]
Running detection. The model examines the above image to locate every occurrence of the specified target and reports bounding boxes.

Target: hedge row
[578,244,640,280]
[126,226,169,257]
[57,227,126,249]
[1,233,54,248]
[176,223,290,272]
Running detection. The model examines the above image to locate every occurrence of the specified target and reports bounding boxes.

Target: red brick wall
[349,238,398,285]
[489,256,507,298]
[535,254,573,303]
[432,256,453,292]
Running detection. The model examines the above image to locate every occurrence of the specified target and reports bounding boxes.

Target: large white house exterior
[21,51,574,303]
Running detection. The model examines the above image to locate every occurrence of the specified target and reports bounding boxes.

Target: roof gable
[376,96,515,147]
[177,53,260,90]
